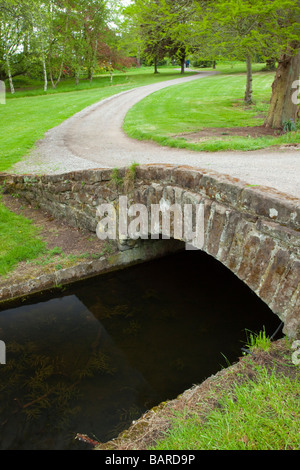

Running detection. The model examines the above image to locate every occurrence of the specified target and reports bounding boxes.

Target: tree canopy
[1,0,299,126]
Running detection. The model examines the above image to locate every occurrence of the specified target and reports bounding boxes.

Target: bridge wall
[1,165,299,338]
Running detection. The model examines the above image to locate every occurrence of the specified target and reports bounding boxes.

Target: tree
[124,0,193,74]
[134,0,171,73]
[196,0,282,105]
[196,0,300,126]
[263,2,300,128]
[165,0,196,74]
[0,0,34,92]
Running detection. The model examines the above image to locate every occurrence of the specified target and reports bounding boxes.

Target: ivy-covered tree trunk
[264,50,300,129]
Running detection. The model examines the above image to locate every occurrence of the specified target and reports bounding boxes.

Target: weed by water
[245,327,271,351]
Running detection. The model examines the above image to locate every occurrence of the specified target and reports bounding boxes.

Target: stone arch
[1,164,299,338]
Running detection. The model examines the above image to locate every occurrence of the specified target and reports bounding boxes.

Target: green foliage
[124,68,300,152]
[123,0,194,72]
[111,167,123,186]
[0,67,189,172]
[245,327,271,351]
[0,199,46,276]
[283,119,297,133]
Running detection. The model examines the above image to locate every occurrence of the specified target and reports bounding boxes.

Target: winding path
[11,71,300,199]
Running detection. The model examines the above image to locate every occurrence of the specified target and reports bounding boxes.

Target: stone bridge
[1,164,300,338]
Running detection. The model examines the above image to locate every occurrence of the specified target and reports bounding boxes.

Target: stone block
[136,165,173,184]
[216,210,241,263]
[199,174,244,208]
[224,218,254,274]
[259,249,292,305]
[205,204,228,257]
[171,167,203,190]
[237,234,261,281]
[245,237,276,292]
[257,219,300,249]
[271,259,300,314]
[240,187,300,230]
[283,290,300,338]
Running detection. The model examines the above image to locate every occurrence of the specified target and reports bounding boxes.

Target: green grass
[0,62,298,273]
[1,66,196,172]
[124,65,300,152]
[150,365,300,450]
[0,66,192,274]
[0,197,46,276]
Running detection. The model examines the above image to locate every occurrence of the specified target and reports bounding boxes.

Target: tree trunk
[50,70,55,89]
[75,69,80,86]
[42,55,47,92]
[109,62,113,83]
[137,46,141,67]
[244,55,253,105]
[154,57,159,74]
[180,57,185,74]
[264,51,300,129]
[6,57,15,94]
[89,39,98,83]
[53,58,64,88]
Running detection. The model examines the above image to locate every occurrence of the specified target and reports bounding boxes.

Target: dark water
[0,250,282,450]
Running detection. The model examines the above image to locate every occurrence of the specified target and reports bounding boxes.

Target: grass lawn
[0,66,196,275]
[124,65,300,152]
[150,364,300,450]
[0,196,46,276]
[0,64,299,450]
[1,66,197,172]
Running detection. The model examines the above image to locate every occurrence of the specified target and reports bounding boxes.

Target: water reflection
[0,251,282,449]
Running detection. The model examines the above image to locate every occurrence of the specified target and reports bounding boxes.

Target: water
[0,250,282,450]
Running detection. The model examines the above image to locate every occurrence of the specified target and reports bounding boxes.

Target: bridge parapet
[1,164,299,338]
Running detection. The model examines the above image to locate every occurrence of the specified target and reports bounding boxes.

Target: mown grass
[1,66,196,172]
[149,333,300,451]
[0,196,46,276]
[124,64,300,152]
[0,66,192,274]
[151,365,300,450]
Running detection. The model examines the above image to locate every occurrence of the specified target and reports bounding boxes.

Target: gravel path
[11,71,300,199]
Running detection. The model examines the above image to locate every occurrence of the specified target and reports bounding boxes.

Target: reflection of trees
[0,340,116,443]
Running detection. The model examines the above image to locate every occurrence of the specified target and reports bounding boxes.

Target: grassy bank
[96,337,300,451]
[150,329,300,450]
[0,66,197,276]
[123,65,300,152]
[151,365,299,450]
[0,196,46,276]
